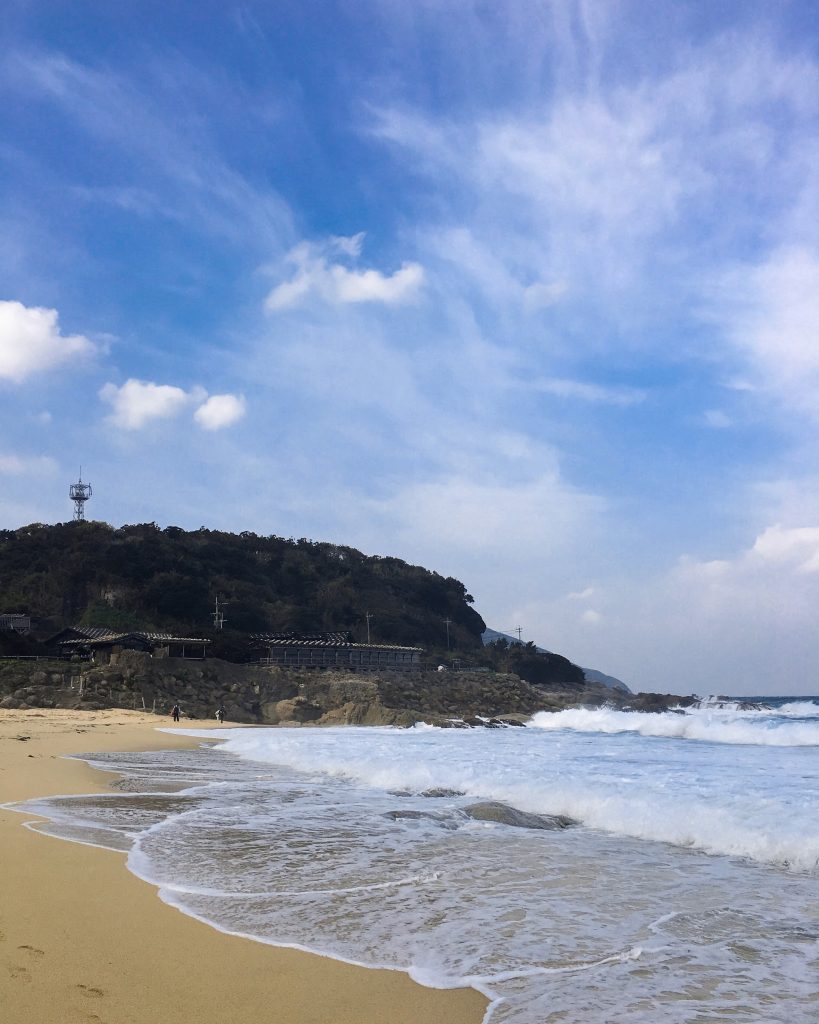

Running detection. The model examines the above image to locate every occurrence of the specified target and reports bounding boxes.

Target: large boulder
[463,801,575,830]
[271,697,324,724]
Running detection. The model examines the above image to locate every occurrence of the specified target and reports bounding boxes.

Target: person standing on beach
[171,703,181,722]
[215,706,224,723]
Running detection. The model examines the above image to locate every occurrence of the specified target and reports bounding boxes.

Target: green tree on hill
[0,522,487,653]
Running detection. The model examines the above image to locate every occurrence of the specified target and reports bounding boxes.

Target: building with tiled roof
[48,626,210,662]
[248,631,422,672]
[0,613,32,634]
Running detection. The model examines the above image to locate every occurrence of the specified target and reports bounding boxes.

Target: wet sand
[0,709,487,1024]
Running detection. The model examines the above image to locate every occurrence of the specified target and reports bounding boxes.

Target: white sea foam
[201,721,819,872]
[528,705,819,745]
[12,713,819,1023]
[771,700,819,718]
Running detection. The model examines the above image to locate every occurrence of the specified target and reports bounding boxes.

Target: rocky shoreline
[0,652,693,725]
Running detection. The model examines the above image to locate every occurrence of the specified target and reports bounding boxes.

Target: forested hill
[0,522,486,653]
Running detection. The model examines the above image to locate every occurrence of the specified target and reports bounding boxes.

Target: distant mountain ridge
[482,628,631,694]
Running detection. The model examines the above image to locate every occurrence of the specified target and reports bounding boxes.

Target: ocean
[13,698,819,1023]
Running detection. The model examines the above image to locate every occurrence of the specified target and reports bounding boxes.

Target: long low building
[48,626,210,661]
[249,631,423,671]
[0,613,32,634]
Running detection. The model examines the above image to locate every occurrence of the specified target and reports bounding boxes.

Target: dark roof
[0,613,31,628]
[252,631,353,644]
[48,626,115,643]
[55,629,210,648]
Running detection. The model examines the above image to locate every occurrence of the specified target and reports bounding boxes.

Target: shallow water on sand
[11,708,819,1023]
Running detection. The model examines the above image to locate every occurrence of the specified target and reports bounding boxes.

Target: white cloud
[0,300,95,382]
[531,376,646,405]
[371,33,819,347]
[710,247,819,415]
[372,91,695,304]
[0,453,57,475]
[750,524,819,574]
[100,381,246,431]
[523,280,570,310]
[194,393,247,431]
[513,516,819,696]
[99,379,203,430]
[702,409,732,429]
[357,467,606,619]
[266,235,424,310]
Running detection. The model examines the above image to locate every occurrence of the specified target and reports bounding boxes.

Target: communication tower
[69,469,92,522]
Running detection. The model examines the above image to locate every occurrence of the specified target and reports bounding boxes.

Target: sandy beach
[0,709,486,1024]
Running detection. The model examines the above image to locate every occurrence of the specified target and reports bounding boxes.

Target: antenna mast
[212,595,227,629]
[69,467,92,522]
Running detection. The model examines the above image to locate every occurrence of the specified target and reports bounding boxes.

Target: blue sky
[2,1,819,695]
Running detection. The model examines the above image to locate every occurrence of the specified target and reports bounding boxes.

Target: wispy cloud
[265,235,424,310]
[702,409,733,429]
[2,49,295,249]
[0,453,57,475]
[708,247,819,416]
[370,29,819,347]
[530,376,646,405]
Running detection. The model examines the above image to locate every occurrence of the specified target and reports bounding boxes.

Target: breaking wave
[528,706,819,746]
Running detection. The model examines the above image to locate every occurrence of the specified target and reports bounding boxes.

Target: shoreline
[0,708,487,1024]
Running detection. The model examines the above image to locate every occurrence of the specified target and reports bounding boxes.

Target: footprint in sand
[76,983,105,998]
[8,964,31,982]
[18,944,45,958]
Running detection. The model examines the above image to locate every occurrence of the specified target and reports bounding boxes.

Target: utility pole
[444,617,453,649]
[212,595,227,630]
[365,612,373,643]
[514,626,523,643]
